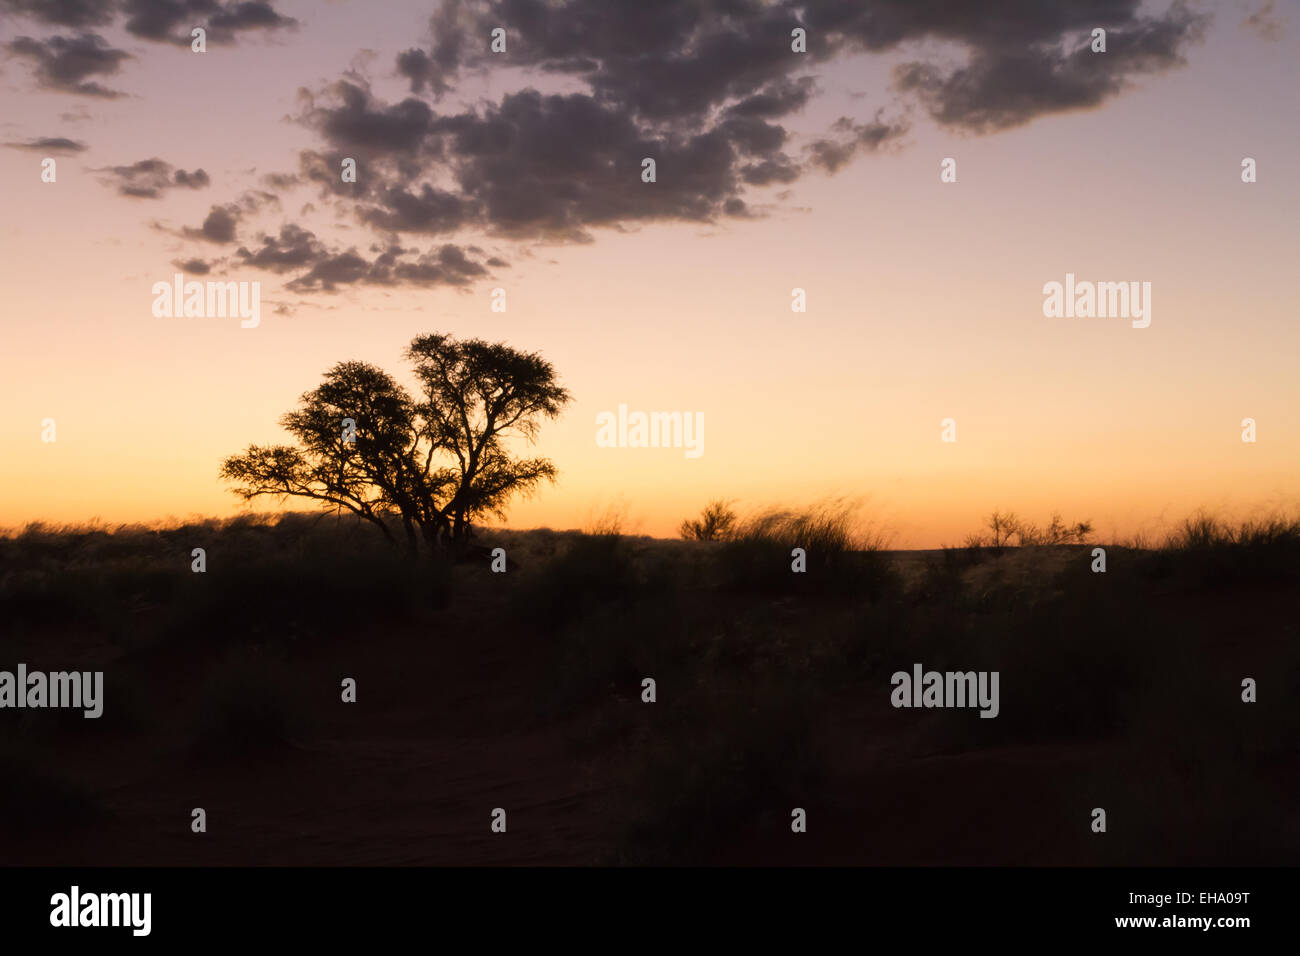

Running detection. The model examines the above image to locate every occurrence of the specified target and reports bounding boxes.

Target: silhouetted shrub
[679,499,738,541]
[1142,513,1300,587]
[510,531,642,634]
[717,502,894,597]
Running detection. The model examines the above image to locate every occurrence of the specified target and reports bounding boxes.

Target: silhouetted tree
[220,333,570,555]
[965,510,1093,549]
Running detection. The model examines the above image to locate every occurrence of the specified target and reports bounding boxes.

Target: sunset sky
[2,0,1296,548]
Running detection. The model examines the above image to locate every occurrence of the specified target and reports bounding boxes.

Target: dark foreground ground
[1,513,1297,865]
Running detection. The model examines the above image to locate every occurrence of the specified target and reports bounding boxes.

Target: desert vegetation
[1,504,1296,865]
[220,333,570,556]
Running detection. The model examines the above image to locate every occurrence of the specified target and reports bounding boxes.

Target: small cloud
[261,171,299,189]
[97,157,210,198]
[182,203,242,243]
[5,136,87,153]
[235,223,327,271]
[123,0,297,46]
[808,112,910,173]
[171,257,214,275]
[6,32,131,98]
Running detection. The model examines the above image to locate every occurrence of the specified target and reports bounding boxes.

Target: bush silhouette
[679,499,738,541]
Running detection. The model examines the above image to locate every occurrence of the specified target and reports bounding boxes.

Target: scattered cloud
[121,0,297,46]
[0,0,115,29]
[5,136,88,153]
[98,158,210,198]
[171,256,214,274]
[182,203,242,243]
[808,113,910,172]
[54,0,1225,298]
[6,32,132,97]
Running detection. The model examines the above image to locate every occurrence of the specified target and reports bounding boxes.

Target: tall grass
[0,512,450,649]
[1147,511,1300,586]
[1165,512,1300,549]
[716,499,894,596]
[4,504,1296,863]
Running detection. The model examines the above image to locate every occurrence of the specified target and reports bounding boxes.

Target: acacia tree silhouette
[220,333,571,555]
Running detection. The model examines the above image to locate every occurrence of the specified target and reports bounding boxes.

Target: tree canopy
[220,333,571,554]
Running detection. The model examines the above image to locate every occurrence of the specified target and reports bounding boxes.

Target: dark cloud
[121,0,296,46]
[172,257,213,275]
[0,0,115,28]
[789,0,1112,52]
[357,183,475,234]
[316,0,1204,263]
[5,136,87,153]
[892,4,1208,132]
[173,167,209,188]
[393,0,468,96]
[289,243,488,291]
[7,32,131,97]
[117,0,179,40]
[285,250,372,291]
[383,243,488,287]
[183,203,241,243]
[172,0,1217,297]
[209,1,296,35]
[228,224,494,292]
[295,149,361,197]
[4,0,297,46]
[723,197,752,217]
[801,0,1209,131]
[808,113,909,172]
[395,48,433,94]
[433,90,760,238]
[727,77,817,119]
[738,157,800,186]
[718,115,790,156]
[235,223,327,272]
[406,0,810,123]
[98,157,210,197]
[578,12,812,121]
[301,81,435,156]
[297,87,797,242]
[409,0,1209,133]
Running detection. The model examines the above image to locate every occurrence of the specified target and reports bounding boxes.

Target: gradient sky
[2,0,1296,547]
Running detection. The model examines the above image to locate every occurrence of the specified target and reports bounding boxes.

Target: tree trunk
[401,515,420,557]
